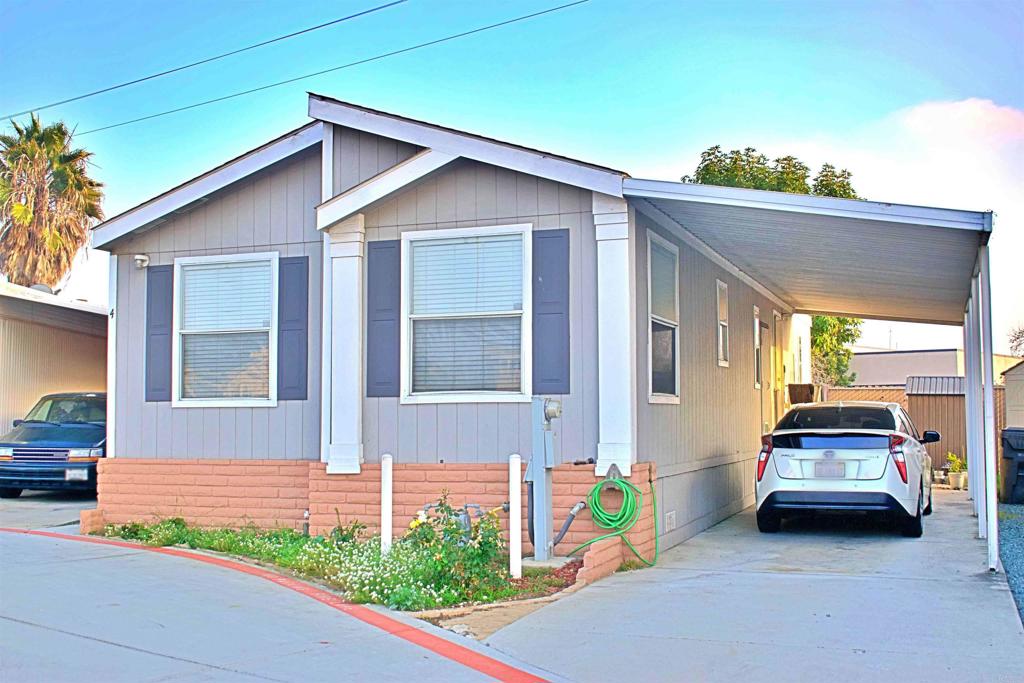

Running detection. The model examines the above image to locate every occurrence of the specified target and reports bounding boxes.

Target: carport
[623,178,1002,570]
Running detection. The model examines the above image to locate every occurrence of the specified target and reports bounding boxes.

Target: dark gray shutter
[277,256,309,400]
[366,240,401,397]
[145,265,173,402]
[532,229,570,394]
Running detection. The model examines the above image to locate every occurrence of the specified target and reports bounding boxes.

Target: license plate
[814,461,845,478]
[65,469,88,482]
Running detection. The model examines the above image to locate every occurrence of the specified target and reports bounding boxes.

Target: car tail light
[756,435,773,482]
[889,434,908,483]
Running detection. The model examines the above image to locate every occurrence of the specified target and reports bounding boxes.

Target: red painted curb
[0,527,547,683]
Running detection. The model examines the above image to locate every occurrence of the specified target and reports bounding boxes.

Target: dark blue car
[0,392,106,498]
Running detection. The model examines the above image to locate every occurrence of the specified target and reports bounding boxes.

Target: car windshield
[25,396,106,424]
[775,406,895,431]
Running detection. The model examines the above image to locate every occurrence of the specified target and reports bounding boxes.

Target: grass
[100,518,573,610]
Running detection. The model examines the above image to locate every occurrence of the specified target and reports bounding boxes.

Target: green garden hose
[568,477,659,567]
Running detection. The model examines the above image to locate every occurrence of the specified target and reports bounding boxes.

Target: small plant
[330,512,366,544]
[948,453,967,473]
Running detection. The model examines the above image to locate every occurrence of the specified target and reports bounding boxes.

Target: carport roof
[624,178,992,325]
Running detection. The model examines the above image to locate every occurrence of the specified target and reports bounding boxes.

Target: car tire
[0,487,23,499]
[900,488,924,538]
[757,509,782,533]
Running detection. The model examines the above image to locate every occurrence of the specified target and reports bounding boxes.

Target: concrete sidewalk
[0,531,555,683]
[488,490,1024,682]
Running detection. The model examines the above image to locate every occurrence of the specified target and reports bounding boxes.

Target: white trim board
[633,198,793,313]
[309,94,624,197]
[316,148,458,230]
[624,177,990,232]
[105,255,118,457]
[92,123,323,249]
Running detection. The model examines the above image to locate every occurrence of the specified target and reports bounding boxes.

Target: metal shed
[905,376,1006,468]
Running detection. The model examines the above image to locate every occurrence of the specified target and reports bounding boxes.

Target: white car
[755,401,937,537]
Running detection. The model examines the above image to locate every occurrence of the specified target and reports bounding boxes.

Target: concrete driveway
[0,530,553,683]
[0,490,95,529]
[488,490,1024,682]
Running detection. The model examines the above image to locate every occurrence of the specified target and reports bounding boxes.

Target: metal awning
[623,177,1001,571]
[624,178,990,325]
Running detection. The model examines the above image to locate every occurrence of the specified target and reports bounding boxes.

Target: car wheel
[0,487,23,499]
[900,488,924,538]
[923,486,933,516]
[757,509,781,533]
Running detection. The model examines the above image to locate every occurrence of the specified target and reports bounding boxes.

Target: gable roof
[92,122,323,249]
[1004,359,1024,377]
[307,92,626,196]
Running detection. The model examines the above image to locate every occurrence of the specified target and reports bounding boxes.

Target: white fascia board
[624,178,990,232]
[632,198,793,313]
[0,281,107,316]
[316,148,458,230]
[92,122,323,249]
[309,96,623,197]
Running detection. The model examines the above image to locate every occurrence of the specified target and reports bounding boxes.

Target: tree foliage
[0,114,103,287]
[684,145,863,385]
[1011,326,1024,358]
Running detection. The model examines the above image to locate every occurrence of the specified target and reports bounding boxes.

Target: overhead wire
[1,0,408,119]
[75,0,591,136]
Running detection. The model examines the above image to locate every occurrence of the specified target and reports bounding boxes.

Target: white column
[593,193,636,476]
[963,302,976,511]
[979,244,1000,570]
[320,123,335,462]
[327,213,366,474]
[968,277,988,537]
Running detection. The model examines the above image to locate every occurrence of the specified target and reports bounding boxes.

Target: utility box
[1000,428,1024,504]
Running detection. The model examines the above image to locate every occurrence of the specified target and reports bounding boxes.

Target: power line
[2,0,408,120]
[77,0,590,136]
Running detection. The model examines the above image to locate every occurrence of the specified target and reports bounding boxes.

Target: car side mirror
[922,430,941,444]
[12,419,22,428]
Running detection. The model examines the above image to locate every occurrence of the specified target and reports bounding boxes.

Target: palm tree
[0,114,103,288]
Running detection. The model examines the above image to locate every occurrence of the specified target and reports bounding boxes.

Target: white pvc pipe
[509,454,522,579]
[381,454,393,554]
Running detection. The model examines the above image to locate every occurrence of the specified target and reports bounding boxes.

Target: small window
[172,253,278,407]
[753,306,762,388]
[402,225,531,403]
[716,280,729,367]
[648,233,679,401]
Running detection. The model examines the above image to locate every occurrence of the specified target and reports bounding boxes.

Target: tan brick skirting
[88,459,657,566]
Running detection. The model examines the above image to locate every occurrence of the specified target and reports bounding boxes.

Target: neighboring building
[904,376,1005,468]
[0,282,107,429]
[83,94,995,555]
[1005,361,1024,428]
[850,349,1018,387]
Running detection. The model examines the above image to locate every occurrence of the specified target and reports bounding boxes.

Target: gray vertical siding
[361,158,598,466]
[633,208,788,546]
[111,148,323,459]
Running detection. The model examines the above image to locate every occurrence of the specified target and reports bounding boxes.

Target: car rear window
[775,406,895,431]
[772,433,891,449]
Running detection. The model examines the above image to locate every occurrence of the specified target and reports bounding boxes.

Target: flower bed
[99,494,570,611]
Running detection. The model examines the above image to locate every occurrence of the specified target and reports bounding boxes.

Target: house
[0,282,107,429]
[84,93,1001,561]
[850,348,1018,387]
[1005,361,1024,428]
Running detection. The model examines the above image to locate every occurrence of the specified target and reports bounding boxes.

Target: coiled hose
[568,477,659,567]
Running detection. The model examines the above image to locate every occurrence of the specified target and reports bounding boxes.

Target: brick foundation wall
[89,458,657,568]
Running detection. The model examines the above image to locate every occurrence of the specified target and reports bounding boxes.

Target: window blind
[408,232,525,394]
[181,332,269,398]
[181,261,272,331]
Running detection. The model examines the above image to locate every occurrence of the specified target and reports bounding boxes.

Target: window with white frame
[753,305,762,388]
[173,253,278,406]
[716,279,729,366]
[648,232,679,401]
[402,225,530,402]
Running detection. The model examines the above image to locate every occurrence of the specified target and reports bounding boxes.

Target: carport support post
[963,296,980,517]
[979,244,1000,571]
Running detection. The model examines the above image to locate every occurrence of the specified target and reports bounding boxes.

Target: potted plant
[947,452,968,490]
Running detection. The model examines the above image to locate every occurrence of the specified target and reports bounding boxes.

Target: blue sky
[3,0,1022,351]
